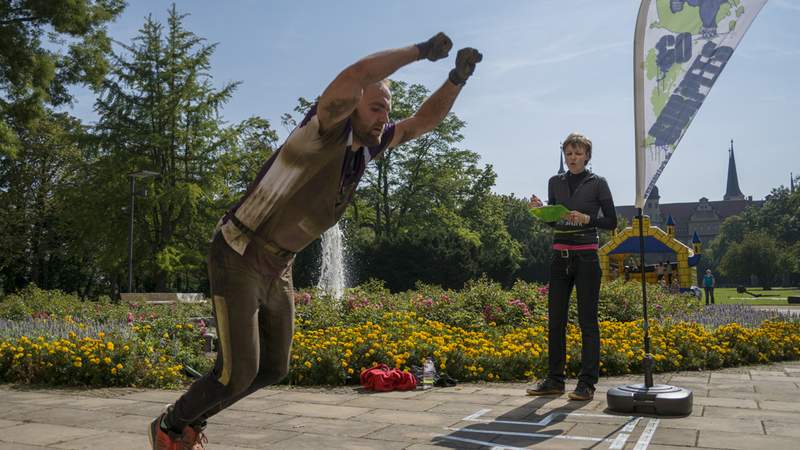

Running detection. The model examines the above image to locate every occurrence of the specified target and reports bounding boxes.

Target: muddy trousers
[166,234,295,430]
[547,249,602,386]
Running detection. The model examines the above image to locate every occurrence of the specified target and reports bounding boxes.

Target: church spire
[558,143,565,174]
[724,139,745,201]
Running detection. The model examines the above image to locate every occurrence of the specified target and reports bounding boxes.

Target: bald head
[351,81,392,147]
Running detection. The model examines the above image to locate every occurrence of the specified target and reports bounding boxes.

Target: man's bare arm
[390,47,483,148]
[317,33,452,133]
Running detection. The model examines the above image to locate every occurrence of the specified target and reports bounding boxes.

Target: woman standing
[526,133,617,401]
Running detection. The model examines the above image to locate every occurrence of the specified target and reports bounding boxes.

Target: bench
[120,292,208,304]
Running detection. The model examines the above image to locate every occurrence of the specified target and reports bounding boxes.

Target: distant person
[666,260,673,284]
[526,132,617,401]
[671,277,681,294]
[656,261,665,281]
[703,269,716,305]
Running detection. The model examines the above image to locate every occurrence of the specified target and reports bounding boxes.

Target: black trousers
[166,233,295,430]
[704,287,715,305]
[547,249,601,386]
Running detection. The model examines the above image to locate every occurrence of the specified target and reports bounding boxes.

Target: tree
[345,81,514,289]
[0,0,125,157]
[83,5,277,293]
[709,184,800,286]
[501,194,553,283]
[282,81,539,290]
[718,232,781,289]
[0,111,86,294]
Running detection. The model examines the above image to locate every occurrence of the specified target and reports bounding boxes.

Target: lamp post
[128,170,159,292]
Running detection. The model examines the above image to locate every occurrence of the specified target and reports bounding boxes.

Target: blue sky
[67,0,800,206]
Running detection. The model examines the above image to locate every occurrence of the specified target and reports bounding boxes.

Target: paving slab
[698,430,799,450]
[2,361,800,449]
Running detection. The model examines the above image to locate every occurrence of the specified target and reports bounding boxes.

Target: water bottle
[422,357,435,390]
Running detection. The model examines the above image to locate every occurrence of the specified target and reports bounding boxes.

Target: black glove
[449,47,483,86]
[415,32,453,61]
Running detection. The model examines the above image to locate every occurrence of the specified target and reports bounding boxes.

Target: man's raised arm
[389,47,482,148]
[317,33,453,133]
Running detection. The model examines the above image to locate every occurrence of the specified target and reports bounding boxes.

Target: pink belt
[552,243,598,251]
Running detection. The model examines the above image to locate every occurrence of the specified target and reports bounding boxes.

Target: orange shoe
[180,423,208,450]
[148,412,182,450]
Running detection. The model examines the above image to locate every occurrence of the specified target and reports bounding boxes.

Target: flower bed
[1,283,798,388]
[287,312,800,386]
[0,317,212,388]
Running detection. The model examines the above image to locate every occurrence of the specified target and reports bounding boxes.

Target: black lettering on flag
[648,41,734,147]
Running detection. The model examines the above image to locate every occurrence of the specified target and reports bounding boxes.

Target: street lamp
[128,170,159,292]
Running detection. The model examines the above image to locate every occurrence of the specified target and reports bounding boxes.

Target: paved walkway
[2,361,800,450]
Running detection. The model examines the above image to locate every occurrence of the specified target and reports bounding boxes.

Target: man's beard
[354,126,381,147]
[352,111,382,147]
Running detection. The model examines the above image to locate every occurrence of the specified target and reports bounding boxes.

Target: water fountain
[316,222,347,299]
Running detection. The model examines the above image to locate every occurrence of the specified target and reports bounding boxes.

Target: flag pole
[637,208,654,388]
[606,0,692,415]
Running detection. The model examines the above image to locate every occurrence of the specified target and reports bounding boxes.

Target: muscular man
[148,32,482,450]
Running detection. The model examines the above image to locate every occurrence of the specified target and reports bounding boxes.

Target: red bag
[360,365,417,391]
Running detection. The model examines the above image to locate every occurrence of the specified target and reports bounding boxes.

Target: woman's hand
[565,210,590,225]
[529,195,544,208]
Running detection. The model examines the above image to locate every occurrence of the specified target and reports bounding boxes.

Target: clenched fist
[415,32,453,62]
[449,48,483,86]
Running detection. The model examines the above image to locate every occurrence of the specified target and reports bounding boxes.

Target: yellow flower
[106,342,114,351]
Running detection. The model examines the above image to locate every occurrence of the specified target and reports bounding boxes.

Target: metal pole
[638,208,654,388]
[128,176,135,293]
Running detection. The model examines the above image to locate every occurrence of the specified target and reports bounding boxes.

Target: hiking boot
[148,412,182,450]
[568,381,596,401]
[526,378,565,396]
[180,423,208,450]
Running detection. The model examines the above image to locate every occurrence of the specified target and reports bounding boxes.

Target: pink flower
[126,312,134,324]
[538,285,550,296]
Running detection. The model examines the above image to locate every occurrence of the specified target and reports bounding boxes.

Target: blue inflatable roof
[608,236,676,255]
[688,254,701,267]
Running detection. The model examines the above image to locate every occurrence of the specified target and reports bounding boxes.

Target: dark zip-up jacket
[547,171,617,246]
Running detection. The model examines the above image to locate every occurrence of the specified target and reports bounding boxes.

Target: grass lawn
[712,287,800,306]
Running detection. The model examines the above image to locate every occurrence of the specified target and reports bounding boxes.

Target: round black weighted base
[606,384,693,416]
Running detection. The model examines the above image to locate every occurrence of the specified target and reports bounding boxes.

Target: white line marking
[454,408,643,450]
[462,408,633,427]
[444,426,614,443]
[468,416,553,427]
[608,417,640,449]
[621,417,641,433]
[633,418,660,450]
[462,408,491,421]
[436,434,527,450]
[609,433,630,449]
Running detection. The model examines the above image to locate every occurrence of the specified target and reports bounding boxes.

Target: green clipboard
[530,204,569,222]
